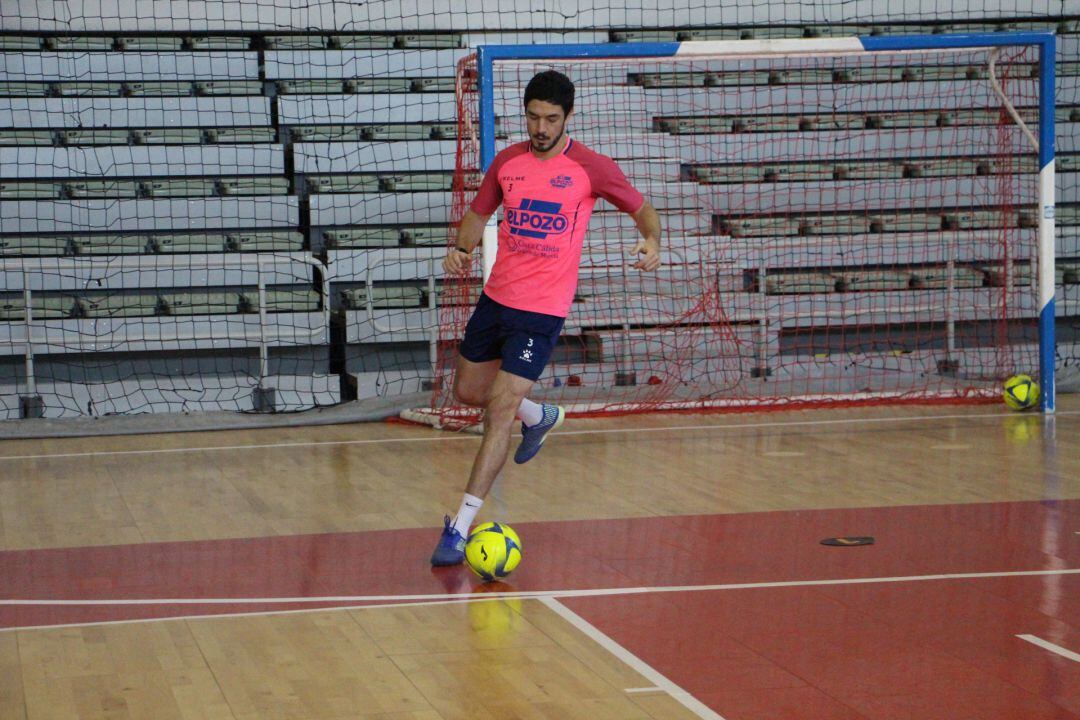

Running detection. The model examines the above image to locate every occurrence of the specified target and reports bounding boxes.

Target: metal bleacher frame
[0,252,329,415]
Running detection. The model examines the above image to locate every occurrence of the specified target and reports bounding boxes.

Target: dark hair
[523,70,574,115]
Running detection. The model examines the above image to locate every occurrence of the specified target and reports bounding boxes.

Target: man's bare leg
[451,355,501,408]
[432,363,541,566]
[464,370,535,499]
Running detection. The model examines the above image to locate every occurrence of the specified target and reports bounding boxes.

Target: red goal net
[411,45,1042,428]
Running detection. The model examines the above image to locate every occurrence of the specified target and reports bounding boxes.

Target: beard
[530,127,564,153]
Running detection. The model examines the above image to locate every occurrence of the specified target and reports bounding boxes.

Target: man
[431,69,662,566]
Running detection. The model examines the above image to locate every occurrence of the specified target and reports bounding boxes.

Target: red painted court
[4,499,1077,719]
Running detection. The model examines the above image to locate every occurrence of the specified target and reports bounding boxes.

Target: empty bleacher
[0,144,288,200]
[0,250,335,416]
[0,14,1076,417]
[0,95,274,147]
[0,253,326,348]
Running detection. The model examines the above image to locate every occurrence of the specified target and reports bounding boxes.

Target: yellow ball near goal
[1003,374,1040,411]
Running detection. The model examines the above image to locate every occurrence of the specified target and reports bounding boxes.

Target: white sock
[452,493,484,536]
[516,398,544,427]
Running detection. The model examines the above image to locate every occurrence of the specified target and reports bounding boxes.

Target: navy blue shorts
[458,293,565,382]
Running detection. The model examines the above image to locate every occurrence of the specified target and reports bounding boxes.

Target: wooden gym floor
[0,398,1077,719]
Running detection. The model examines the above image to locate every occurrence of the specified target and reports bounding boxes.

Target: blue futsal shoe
[513,404,565,464]
[430,515,466,566]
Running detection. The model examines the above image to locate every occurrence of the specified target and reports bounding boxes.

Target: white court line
[0,595,503,634]
[541,597,727,720]
[1,409,1074,462]
[1016,634,1080,662]
[3,568,1077,606]
[625,687,665,694]
[2,569,1078,635]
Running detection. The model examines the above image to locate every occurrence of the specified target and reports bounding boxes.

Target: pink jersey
[469,138,645,318]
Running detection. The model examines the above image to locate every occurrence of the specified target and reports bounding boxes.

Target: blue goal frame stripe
[475,31,1057,411]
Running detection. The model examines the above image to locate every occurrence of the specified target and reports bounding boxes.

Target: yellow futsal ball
[464,522,522,581]
[1003,374,1040,411]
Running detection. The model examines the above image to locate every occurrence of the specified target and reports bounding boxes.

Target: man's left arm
[629,201,661,272]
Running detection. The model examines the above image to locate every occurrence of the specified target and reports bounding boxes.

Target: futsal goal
[403,32,1057,428]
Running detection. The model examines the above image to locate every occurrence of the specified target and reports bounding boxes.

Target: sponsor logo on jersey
[505,199,569,240]
[550,175,574,189]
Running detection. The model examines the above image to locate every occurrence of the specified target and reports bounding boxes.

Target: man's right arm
[444,208,492,274]
[445,150,508,274]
